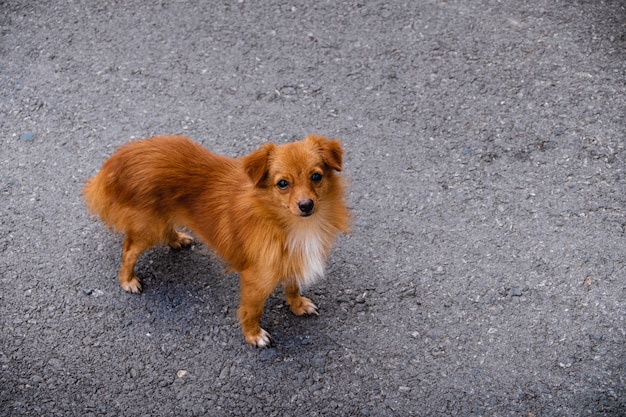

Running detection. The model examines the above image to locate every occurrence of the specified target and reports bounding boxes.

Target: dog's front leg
[237,269,275,347]
[284,278,319,316]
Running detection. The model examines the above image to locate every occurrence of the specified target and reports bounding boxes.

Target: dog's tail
[83,170,114,226]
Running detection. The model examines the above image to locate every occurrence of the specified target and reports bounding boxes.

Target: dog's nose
[298,199,314,215]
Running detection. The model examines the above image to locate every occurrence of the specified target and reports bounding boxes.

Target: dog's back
[84,135,237,233]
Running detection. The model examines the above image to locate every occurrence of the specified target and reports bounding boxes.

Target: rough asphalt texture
[1,1,625,416]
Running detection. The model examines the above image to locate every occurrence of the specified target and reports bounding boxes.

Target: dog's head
[243,134,343,218]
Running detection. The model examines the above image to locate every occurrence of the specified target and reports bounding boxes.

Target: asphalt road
[1,1,625,416]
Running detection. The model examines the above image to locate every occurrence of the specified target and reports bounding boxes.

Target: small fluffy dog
[83,134,350,347]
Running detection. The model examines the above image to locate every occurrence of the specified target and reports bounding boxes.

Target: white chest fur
[286,227,327,288]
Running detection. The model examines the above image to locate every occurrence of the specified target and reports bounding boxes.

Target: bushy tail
[83,171,112,224]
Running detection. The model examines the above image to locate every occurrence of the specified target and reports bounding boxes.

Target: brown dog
[83,135,350,346]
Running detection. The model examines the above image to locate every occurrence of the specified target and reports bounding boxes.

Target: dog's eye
[311,173,323,183]
[276,179,289,190]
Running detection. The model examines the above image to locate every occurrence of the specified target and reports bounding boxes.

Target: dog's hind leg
[119,235,152,294]
[165,227,194,249]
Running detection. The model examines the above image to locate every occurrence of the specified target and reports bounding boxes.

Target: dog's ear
[306,134,343,172]
[243,143,275,186]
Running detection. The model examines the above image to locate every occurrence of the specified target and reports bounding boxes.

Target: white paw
[121,276,142,294]
[246,328,272,348]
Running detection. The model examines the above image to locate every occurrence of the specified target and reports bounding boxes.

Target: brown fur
[83,134,350,346]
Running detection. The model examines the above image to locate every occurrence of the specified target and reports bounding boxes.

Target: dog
[83,134,350,347]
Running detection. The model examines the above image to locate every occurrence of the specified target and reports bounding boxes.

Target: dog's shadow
[126,242,238,328]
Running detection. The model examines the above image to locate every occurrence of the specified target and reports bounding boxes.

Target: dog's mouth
[299,212,314,218]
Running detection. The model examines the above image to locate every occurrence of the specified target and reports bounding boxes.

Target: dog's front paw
[287,296,319,316]
[121,276,142,294]
[244,328,272,348]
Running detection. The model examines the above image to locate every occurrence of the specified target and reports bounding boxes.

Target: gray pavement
[1,1,625,415]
